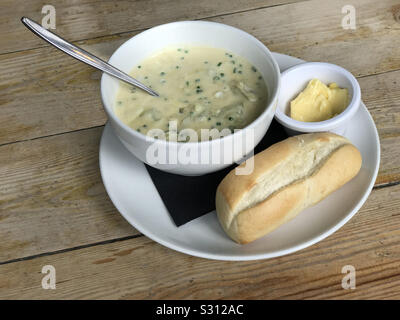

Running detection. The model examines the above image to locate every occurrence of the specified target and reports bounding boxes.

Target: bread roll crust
[216,132,362,244]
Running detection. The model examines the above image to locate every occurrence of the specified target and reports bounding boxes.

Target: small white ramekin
[274,62,361,136]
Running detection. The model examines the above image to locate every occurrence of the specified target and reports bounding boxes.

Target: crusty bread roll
[216,132,362,244]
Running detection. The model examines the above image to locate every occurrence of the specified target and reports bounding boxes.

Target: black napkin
[145,120,288,226]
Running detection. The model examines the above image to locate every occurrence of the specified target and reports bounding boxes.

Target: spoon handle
[21,17,159,97]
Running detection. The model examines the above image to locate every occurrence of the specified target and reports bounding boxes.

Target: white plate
[99,53,380,261]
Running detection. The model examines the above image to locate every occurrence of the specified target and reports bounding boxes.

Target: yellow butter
[290,79,349,122]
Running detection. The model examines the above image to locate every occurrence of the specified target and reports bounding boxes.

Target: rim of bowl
[100,20,281,146]
[274,62,361,131]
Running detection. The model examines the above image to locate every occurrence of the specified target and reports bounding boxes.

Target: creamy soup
[114,46,268,140]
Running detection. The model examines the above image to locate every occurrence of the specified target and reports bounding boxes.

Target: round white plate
[99,53,380,261]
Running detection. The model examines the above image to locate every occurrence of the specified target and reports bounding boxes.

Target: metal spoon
[21,17,159,97]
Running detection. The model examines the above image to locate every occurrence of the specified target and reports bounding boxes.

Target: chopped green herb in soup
[114,46,268,140]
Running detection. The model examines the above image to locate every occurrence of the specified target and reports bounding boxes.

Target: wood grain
[1,0,399,145]
[2,0,301,55]
[0,183,399,299]
[0,127,137,262]
[213,0,400,77]
[358,70,400,186]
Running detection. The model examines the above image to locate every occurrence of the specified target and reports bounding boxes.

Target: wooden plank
[1,0,399,145]
[2,0,301,54]
[358,70,400,186]
[0,127,137,262]
[0,183,399,299]
[0,68,398,263]
[211,0,400,78]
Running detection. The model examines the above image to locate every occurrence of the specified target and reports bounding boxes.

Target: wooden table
[1,0,399,300]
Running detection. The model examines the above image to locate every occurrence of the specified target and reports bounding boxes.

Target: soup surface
[115,46,268,140]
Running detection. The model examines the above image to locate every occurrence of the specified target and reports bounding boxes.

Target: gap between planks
[0,234,144,266]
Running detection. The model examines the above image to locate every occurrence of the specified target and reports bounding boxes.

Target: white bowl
[274,62,361,136]
[100,21,280,176]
